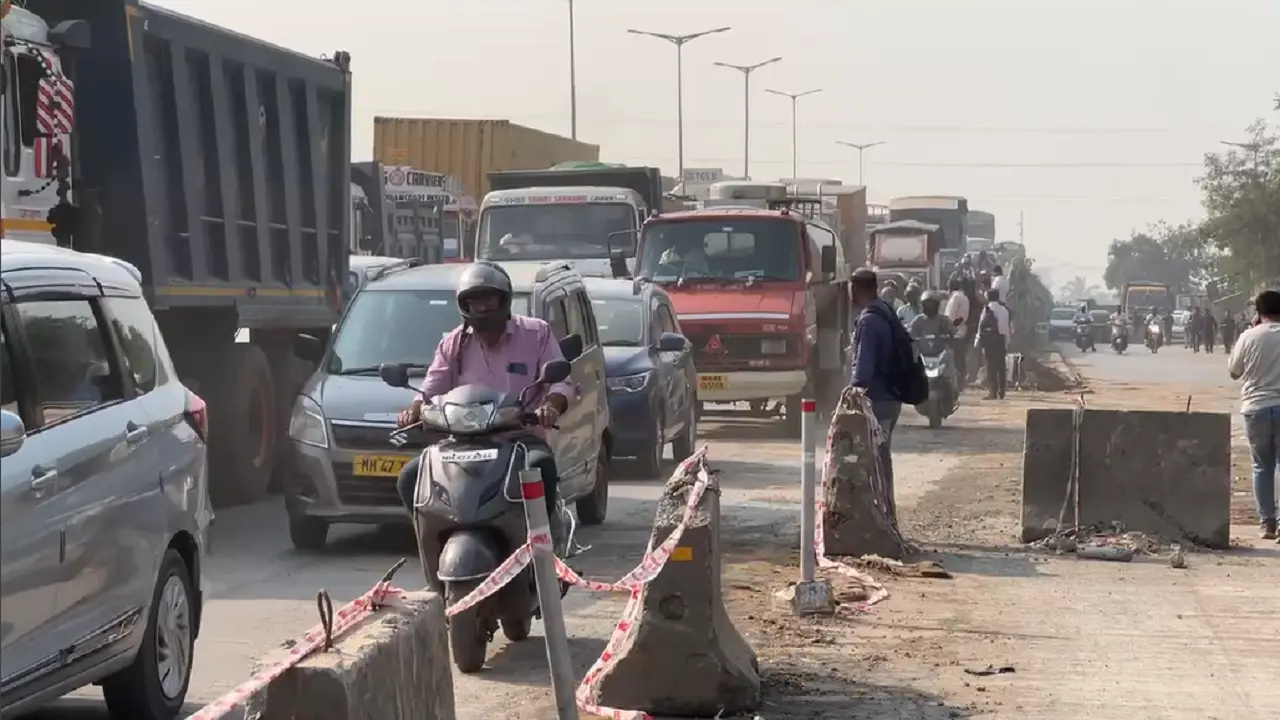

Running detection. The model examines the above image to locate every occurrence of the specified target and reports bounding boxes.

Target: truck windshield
[638,218,802,282]
[327,290,533,373]
[478,203,636,260]
[1127,286,1171,312]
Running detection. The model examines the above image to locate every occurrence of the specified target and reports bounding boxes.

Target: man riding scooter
[909,290,959,427]
[1073,303,1096,351]
[1109,308,1130,353]
[395,262,572,553]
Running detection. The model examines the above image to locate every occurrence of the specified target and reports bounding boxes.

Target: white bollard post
[799,398,817,583]
[774,397,836,616]
[519,468,580,720]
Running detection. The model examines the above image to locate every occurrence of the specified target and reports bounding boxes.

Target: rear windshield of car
[1050,309,1075,320]
[591,297,645,346]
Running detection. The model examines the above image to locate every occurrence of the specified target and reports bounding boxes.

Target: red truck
[633,183,855,434]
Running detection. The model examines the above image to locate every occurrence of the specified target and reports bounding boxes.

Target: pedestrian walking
[976,288,1012,399]
[1221,309,1237,351]
[1204,310,1218,353]
[1227,290,1280,541]
[851,268,921,523]
[945,277,971,387]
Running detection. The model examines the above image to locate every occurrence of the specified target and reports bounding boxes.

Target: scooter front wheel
[447,581,489,673]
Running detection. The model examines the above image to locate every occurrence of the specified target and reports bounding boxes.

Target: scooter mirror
[538,360,572,385]
[379,363,412,389]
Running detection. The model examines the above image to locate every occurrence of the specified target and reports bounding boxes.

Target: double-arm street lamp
[628,26,731,181]
[835,140,886,185]
[765,87,822,179]
[713,57,781,179]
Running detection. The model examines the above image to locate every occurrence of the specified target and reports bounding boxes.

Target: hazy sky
[154,0,1278,289]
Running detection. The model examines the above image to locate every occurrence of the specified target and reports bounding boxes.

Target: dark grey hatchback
[585,277,698,477]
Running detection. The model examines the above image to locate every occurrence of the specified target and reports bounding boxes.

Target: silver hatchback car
[0,241,211,718]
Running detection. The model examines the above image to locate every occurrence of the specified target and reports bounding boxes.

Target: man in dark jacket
[850,268,904,520]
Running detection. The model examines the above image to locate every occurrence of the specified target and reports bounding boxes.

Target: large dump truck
[14,0,352,506]
[371,117,600,200]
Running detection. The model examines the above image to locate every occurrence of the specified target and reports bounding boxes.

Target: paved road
[27,412,813,719]
[1056,339,1235,388]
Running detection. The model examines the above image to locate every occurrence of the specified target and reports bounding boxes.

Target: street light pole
[568,0,577,139]
[713,57,781,179]
[765,88,822,179]
[835,140,886,186]
[628,26,731,181]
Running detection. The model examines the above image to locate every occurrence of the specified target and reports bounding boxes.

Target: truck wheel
[207,344,277,507]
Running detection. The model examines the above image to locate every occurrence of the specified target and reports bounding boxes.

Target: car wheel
[577,445,609,526]
[636,413,663,478]
[101,549,194,720]
[289,514,329,551]
[671,401,697,462]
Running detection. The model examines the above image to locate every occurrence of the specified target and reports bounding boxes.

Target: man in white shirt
[975,288,1012,399]
[945,277,971,385]
[1228,290,1280,541]
[990,265,1010,299]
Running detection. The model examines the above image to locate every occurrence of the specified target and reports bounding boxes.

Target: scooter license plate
[437,448,500,463]
[352,454,412,477]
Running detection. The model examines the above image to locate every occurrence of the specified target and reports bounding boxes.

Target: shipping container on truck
[30,0,352,506]
[371,117,599,201]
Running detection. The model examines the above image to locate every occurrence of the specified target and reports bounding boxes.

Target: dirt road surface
[32,349,1279,718]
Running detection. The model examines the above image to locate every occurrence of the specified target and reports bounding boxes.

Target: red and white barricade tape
[184,574,403,719]
[813,388,894,611]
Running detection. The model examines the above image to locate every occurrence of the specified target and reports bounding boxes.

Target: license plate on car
[698,374,728,391]
[352,454,411,477]
[437,448,500,463]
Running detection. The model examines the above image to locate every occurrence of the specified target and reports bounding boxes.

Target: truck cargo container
[889,195,969,252]
[372,117,599,201]
[17,0,352,506]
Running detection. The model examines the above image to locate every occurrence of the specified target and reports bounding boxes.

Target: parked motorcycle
[1074,322,1096,352]
[1146,322,1163,353]
[914,335,959,429]
[380,359,577,674]
[1111,324,1129,354]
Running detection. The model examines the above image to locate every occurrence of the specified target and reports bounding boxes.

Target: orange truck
[633,181,856,433]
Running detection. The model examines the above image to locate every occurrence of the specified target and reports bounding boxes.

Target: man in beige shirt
[1227,290,1280,540]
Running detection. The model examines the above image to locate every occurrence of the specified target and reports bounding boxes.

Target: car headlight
[288,395,328,448]
[443,403,494,432]
[607,371,651,394]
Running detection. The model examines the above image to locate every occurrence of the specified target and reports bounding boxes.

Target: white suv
[1,241,212,718]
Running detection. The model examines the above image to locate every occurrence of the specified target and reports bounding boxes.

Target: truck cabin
[475,187,645,263]
[1124,282,1173,317]
[635,207,838,287]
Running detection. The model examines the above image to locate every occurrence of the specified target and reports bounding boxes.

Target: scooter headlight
[443,403,495,432]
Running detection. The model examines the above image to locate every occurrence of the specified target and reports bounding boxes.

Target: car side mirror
[559,333,583,362]
[1,410,26,458]
[379,363,411,389]
[820,246,837,276]
[656,332,687,353]
[539,359,572,385]
[294,333,325,364]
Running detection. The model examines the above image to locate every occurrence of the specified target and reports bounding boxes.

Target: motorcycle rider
[897,282,924,326]
[1144,307,1163,347]
[1109,309,1130,344]
[395,262,573,536]
[909,289,955,340]
[1072,303,1094,349]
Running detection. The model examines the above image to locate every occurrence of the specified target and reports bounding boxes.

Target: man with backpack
[850,268,928,521]
[976,288,1012,399]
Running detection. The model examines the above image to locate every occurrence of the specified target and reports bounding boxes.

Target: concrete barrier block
[587,479,762,716]
[1020,407,1075,542]
[254,590,456,720]
[821,403,908,559]
[1078,410,1231,548]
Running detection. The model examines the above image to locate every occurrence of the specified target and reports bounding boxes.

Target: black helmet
[456,261,513,330]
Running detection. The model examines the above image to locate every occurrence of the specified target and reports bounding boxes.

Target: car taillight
[185,390,209,442]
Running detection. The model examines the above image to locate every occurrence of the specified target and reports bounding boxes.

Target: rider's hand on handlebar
[534,401,561,429]
[397,398,423,428]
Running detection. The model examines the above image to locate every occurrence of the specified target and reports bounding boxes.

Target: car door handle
[30,466,58,492]
[125,423,149,445]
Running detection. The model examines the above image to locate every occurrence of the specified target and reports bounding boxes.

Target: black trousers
[953,337,970,387]
[982,334,1008,398]
[396,438,561,518]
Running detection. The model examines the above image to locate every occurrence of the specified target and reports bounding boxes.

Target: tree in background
[1103,222,1210,293]
[1198,116,1279,291]
[1059,275,1101,302]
